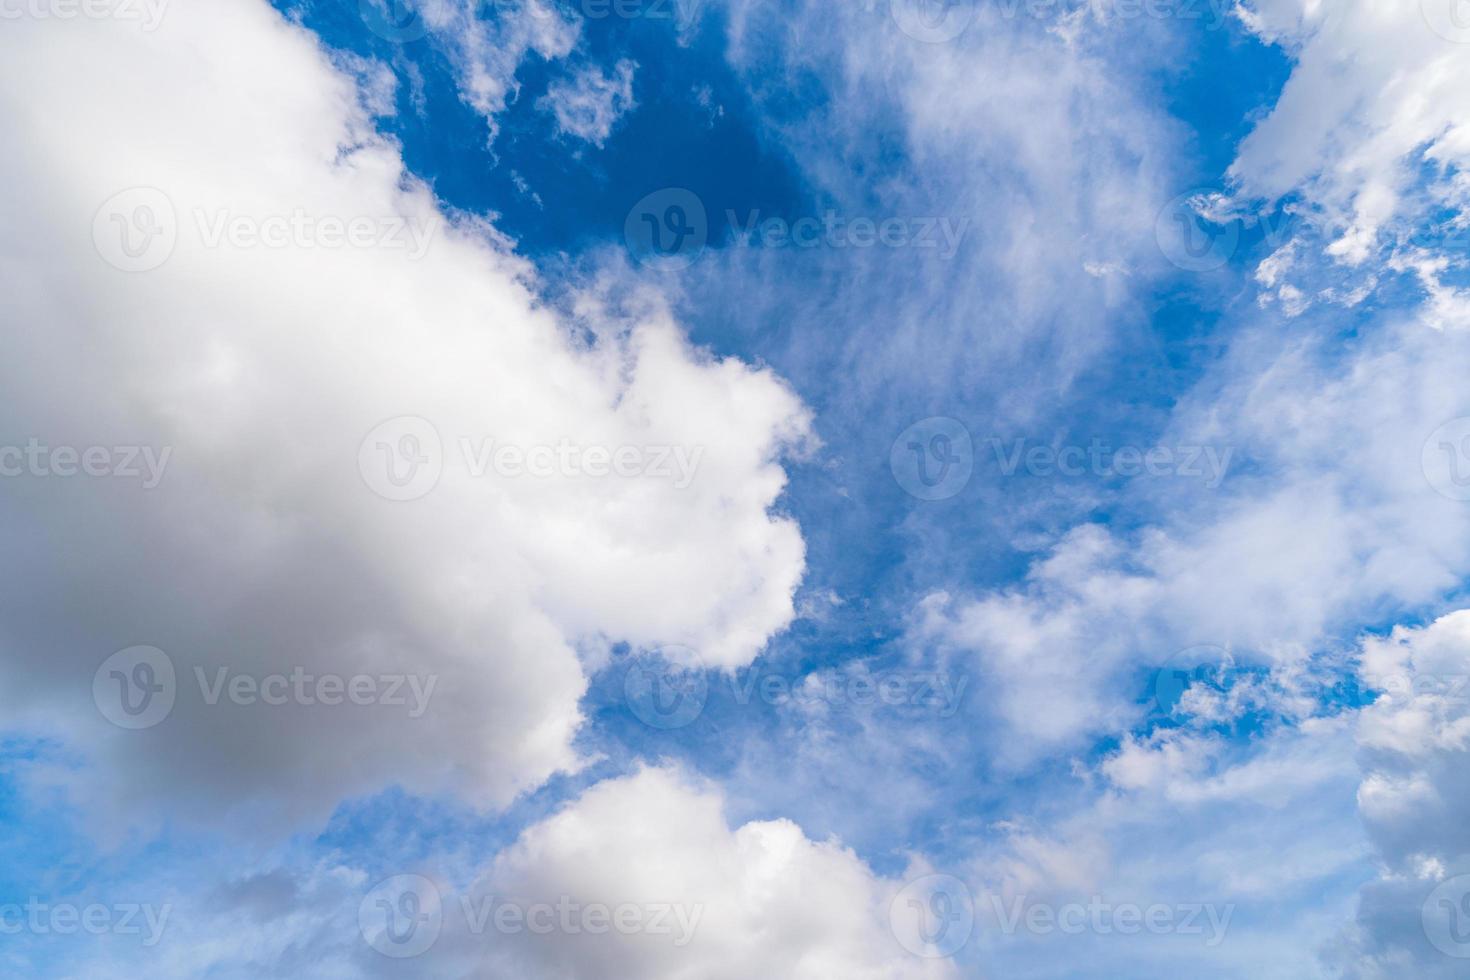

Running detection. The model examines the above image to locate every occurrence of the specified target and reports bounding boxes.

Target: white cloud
[0,0,809,836]
[1334,610,1470,976]
[38,768,962,978]
[452,766,959,979]
[1231,0,1470,301]
[538,58,638,146]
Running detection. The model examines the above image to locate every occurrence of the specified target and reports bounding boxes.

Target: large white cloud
[1332,610,1470,977]
[34,767,961,978]
[0,0,809,835]
[452,766,959,979]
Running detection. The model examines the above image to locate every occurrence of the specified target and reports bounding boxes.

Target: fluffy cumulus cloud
[1228,0,1470,317]
[29,768,956,978]
[1333,611,1470,977]
[537,58,638,146]
[0,0,808,835]
[450,767,958,979]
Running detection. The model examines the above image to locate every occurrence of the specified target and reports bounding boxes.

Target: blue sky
[3,0,1470,976]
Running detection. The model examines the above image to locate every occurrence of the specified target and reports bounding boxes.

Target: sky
[1,0,1470,976]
